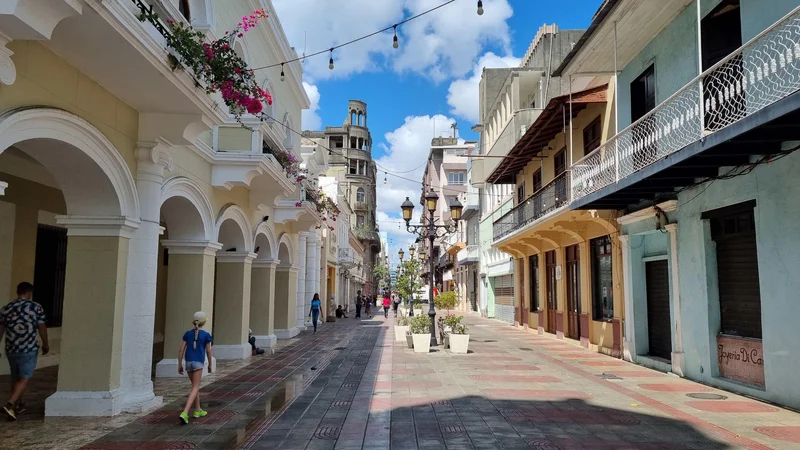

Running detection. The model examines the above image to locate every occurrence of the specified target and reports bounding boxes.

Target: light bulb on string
[280,63,285,81]
[477,0,484,15]
[392,25,399,49]
[328,49,334,70]
[384,172,387,184]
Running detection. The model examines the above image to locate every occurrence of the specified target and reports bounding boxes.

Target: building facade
[0,0,333,416]
[555,0,800,408]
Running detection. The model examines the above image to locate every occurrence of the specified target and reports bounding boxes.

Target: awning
[447,241,466,255]
[486,84,608,185]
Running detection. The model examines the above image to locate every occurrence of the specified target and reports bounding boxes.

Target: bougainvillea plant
[298,188,340,225]
[263,143,300,178]
[137,8,272,124]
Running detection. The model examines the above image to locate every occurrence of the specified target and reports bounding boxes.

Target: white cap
[194,311,207,323]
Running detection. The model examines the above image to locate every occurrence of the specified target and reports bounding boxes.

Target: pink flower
[167,19,174,25]
[238,33,244,38]
[246,97,263,114]
[295,202,302,207]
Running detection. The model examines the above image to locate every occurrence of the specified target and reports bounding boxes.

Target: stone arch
[253,221,277,260]
[232,37,251,65]
[261,79,276,119]
[277,232,294,266]
[161,176,214,241]
[0,107,139,218]
[215,204,254,252]
[282,112,295,150]
[356,187,365,202]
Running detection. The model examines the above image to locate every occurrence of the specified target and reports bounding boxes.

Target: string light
[328,49,334,70]
[280,63,285,81]
[384,172,388,184]
[392,25,399,49]
[477,0,484,15]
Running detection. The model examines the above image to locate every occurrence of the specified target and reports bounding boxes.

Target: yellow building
[0,0,330,416]
[486,83,625,356]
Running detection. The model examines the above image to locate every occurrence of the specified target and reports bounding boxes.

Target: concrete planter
[394,325,409,342]
[412,334,431,353]
[443,333,449,349]
[449,334,470,354]
[405,332,414,349]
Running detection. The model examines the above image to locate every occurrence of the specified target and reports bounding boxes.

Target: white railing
[572,6,800,202]
[456,245,480,264]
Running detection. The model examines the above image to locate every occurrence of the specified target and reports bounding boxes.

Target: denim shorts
[7,352,38,380]
[185,360,205,372]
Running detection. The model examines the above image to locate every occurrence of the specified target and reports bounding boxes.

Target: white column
[304,233,320,325]
[295,232,308,329]
[665,224,685,376]
[618,235,635,362]
[119,143,172,413]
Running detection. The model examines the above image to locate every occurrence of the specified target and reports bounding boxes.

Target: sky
[272,0,602,267]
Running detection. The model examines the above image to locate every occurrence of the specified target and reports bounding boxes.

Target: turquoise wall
[675,149,800,409]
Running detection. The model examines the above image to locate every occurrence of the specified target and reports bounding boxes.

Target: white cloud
[271,0,514,81]
[447,52,521,124]
[301,82,322,130]
[374,114,461,264]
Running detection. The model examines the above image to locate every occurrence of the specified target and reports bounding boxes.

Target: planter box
[443,333,450,349]
[412,333,431,353]
[405,332,414,349]
[449,334,470,354]
[394,325,409,342]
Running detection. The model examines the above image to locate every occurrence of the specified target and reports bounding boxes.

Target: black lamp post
[401,189,463,346]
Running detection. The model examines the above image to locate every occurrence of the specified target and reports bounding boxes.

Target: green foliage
[434,291,458,312]
[396,258,424,304]
[373,263,390,290]
[396,313,410,326]
[443,315,468,334]
[410,314,432,334]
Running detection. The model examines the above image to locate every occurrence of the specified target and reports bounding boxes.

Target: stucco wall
[675,148,800,409]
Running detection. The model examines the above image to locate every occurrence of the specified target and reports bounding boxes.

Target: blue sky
[272,0,602,263]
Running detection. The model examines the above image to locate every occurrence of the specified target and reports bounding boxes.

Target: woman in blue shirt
[308,293,322,334]
[177,311,213,424]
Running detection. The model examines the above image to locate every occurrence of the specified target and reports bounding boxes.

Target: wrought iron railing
[571,6,800,202]
[493,172,569,240]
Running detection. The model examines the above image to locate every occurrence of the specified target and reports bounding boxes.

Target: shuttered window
[707,202,761,339]
[493,275,515,306]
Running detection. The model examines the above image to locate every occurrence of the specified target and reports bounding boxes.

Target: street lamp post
[401,189,463,346]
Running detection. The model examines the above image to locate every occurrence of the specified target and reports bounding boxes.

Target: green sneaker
[179,411,189,424]
[193,410,207,418]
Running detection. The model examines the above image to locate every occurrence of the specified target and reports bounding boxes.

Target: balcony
[460,191,479,221]
[456,245,480,265]
[475,108,543,184]
[493,172,569,242]
[571,6,800,209]
[351,226,380,243]
[353,201,369,211]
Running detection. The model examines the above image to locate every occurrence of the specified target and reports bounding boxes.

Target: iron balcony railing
[572,6,800,202]
[493,172,569,241]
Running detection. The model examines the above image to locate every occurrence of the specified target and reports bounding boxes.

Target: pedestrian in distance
[177,311,212,424]
[0,282,49,420]
[355,290,363,319]
[392,293,400,317]
[308,293,322,333]
[383,293,391,318]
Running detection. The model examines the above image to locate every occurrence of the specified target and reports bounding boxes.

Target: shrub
[396,313,409,326]
[410,314,432,334]
[434,291,458,313]
[443,315,468,334]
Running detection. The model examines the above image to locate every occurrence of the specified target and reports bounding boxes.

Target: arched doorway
[0,108,139,416]
[251,222,278,348]
[274,233,299,339]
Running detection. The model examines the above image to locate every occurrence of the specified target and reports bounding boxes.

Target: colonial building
[555,0,800,409]
[0,0,330,416]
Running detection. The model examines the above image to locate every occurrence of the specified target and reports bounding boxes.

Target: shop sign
[717,335,765,387]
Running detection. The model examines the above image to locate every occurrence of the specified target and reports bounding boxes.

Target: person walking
[177,311,213,424]
[392,293,400,317]
[308,293,322,333]
[0,282,49,420]
[382,293,391,318]
[355,291,363,319]
[365,295,372,318]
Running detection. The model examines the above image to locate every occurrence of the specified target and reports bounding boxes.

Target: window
[554,149,566,177]
[532,169,542,192]
[583,117,602,154]
[179,0,191,21]
[330,136,343,148]
[358,160,366,176]
[356,187,366,203]
[349,160,357,175]
[447,171,466,185]
[33,225,67,327]
[356,214,365,228]
[529,255,539,311]
[517,184,525,204]
[705,201,761,339]
[591,236,614,321]
[631,65,656,122]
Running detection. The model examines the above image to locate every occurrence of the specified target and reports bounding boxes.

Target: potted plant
[410,314,432,354]
[413,297,423,317]
[447,316,470,354]
[394,313,410,342]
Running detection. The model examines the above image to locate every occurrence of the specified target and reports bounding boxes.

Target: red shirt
[382,297,391,307]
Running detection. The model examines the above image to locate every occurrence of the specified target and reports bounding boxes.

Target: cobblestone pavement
[4,316,800,449]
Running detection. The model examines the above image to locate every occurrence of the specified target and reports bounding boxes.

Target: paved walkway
[4,316,800,449]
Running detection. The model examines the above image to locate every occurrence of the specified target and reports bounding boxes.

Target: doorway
[519,259,528,327]
[565,245,580,340]
[702,0,743,130]
[645,260,672,360]
[545,251,557,334]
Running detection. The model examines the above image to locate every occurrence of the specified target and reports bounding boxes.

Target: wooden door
[519,261,528,327]
[529,255,539,313]
[645,260,672,359]
[545,251,557,334]
[565,245,580,340]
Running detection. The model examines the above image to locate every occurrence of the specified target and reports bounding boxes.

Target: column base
[254,334,277,348]
[45,389,124,417]
[671,351,685,377]
[120,385,163,413]
[155,357,217,378]
[275,327,301,339]
[213,344,251,360]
